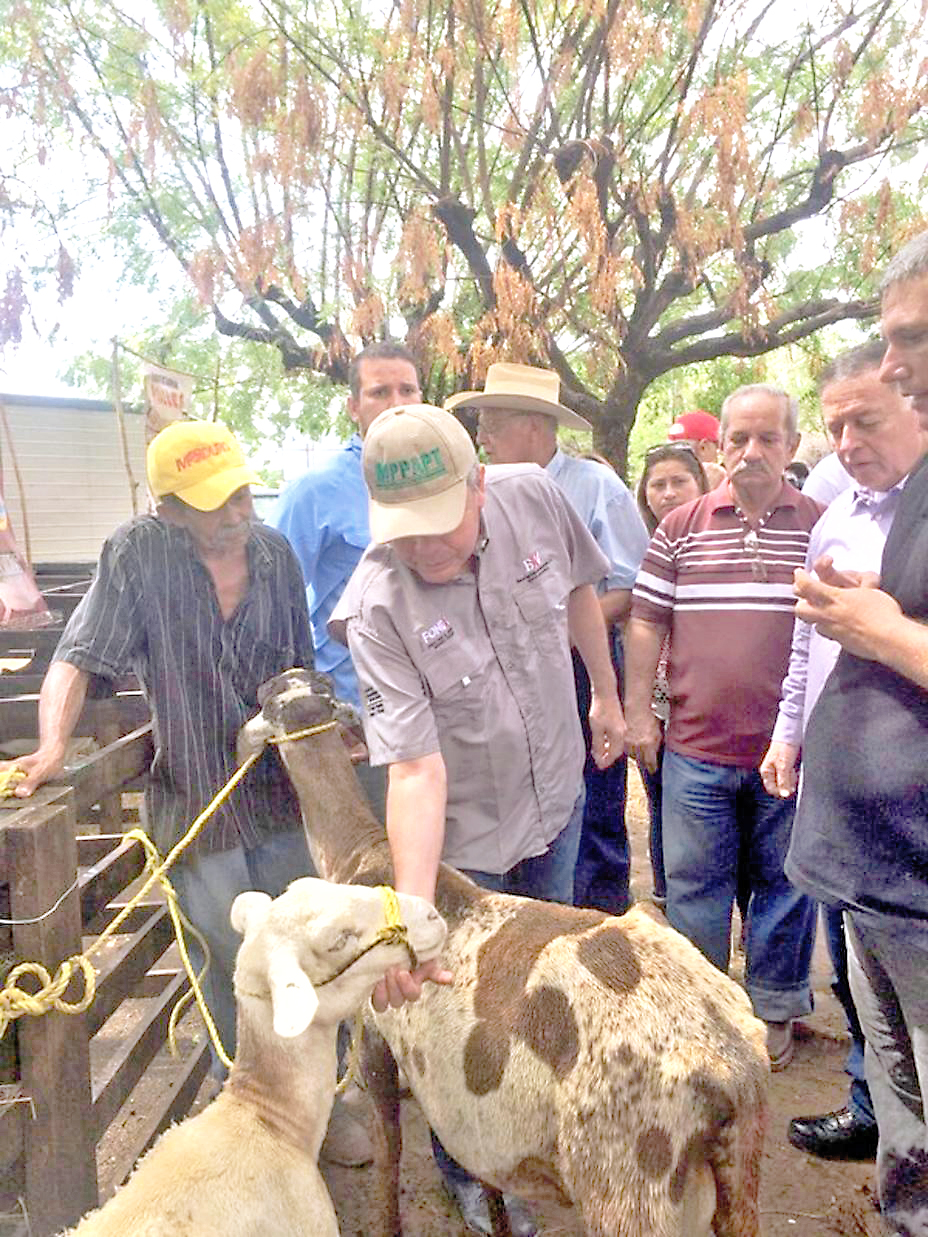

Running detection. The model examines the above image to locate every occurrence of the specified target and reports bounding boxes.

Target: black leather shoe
[788,1107,878,1160]
[444,1178,538,1237]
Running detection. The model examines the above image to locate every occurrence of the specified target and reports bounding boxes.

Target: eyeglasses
[644,443,703,467]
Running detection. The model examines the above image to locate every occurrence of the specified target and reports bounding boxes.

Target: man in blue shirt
[447,362,648,913]
[272,342,422,709]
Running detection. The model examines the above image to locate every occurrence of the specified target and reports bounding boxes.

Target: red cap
[667,410,720,444]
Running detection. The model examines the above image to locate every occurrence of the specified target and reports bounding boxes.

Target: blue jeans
[662,750,815,1022]
[823,905,875,1126]
[572,638,630,914]
[458,788,584,904]
[639,738,666,901]
[170,829,314,1076]
[434,792,583,1193]
[847,911,928,1235]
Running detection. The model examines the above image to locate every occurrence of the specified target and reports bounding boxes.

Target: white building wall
[0,394,147,565]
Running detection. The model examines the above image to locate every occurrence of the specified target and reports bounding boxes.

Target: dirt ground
[318,769,887,1237]
[81,769,888,1237]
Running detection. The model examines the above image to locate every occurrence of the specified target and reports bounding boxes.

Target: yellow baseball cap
[147,420,264,511]
[362,404,477,543]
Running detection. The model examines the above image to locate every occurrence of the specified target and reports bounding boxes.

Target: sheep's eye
[328,929,357,952]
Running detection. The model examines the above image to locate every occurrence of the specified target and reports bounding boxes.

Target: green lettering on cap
[375,450,449,491]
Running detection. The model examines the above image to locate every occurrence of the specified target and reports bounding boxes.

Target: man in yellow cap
[1,420,317,1076]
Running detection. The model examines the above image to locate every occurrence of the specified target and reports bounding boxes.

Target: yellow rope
[0,767,25,797]
[335,885,412,1096]
[0,720,340,1051]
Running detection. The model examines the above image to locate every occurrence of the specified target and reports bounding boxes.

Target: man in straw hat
[330,402,626,1236]
[447,362,648,915]
[0,421,317,1076]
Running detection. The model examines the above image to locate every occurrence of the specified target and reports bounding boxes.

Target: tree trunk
[576,368,649,485]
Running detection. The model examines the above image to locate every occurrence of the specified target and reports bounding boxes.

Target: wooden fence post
[2,787,97,1235]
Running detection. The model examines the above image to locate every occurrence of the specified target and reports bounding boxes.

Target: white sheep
[240,669,770,1237]
[62,876,446,1237]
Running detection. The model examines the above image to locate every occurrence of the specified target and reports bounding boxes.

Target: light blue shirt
[545,448,648,594]
[771,478,905,746]
[270,436,368,706]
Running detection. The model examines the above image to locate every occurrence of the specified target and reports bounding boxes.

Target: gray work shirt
[330,464,609,873]
[55,516,315,856]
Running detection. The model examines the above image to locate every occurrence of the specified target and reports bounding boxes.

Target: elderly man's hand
[759,741,799,799]
[794,568,902,660]
[0,747,65,798]
[370,956,453,1012]
[588,691,627,770]
[624,709,662,774]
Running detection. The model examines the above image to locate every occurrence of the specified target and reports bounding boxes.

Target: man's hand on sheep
[372,956,453,1012]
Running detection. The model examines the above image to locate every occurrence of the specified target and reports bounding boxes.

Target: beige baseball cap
[362,404,477,543]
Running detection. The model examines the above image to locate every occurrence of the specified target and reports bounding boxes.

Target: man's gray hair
[880,229,928,297]
[720,383,799,439]
[465,462,482,489]
[817,338,887,395]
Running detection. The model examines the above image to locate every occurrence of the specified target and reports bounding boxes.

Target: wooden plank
[106,1042,210,1197]
[0,1091,27,1196]
[2,791,98,1232]
[86,908,176,1037]
[78,836,147,929]
[90,970,192,1142]
[0,672,138,700]
[77,834,128,866]
[0,694,149,745]
[67,722,153,817]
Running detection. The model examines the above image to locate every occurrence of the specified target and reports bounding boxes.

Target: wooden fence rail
[0,717,210,1236]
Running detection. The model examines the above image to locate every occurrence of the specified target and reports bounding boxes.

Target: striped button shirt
[630,480,824,767]
[55,516,315,855]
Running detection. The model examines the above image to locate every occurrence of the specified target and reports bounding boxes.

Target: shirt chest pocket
[420,642,490,722]
[511,568,570,649]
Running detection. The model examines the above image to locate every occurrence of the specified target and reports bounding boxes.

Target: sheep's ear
[230,891,273,937]
[268,945,319,1037]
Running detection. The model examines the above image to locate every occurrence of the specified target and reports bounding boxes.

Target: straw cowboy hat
[445,362,592,431]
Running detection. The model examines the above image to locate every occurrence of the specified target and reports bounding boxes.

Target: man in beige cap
[330,403,625,1236]
[447,362,648,915]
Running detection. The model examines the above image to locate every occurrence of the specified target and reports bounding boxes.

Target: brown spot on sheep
[411,1046,426,1077]
[472,904,604,1021]
[636,1125,674,1179]
[514,986,579,1079]
[576,922,643,994]
[509,1156,572,1208]
[464,1019,511,1095]
[463,904,603,1095]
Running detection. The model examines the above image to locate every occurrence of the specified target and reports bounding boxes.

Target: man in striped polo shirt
[624,384,823,1071]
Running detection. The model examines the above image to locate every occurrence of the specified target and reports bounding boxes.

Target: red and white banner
[143,363,195,441]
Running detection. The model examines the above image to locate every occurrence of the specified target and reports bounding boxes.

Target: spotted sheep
[60,878,446,1237]
[239,669,770,1237]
